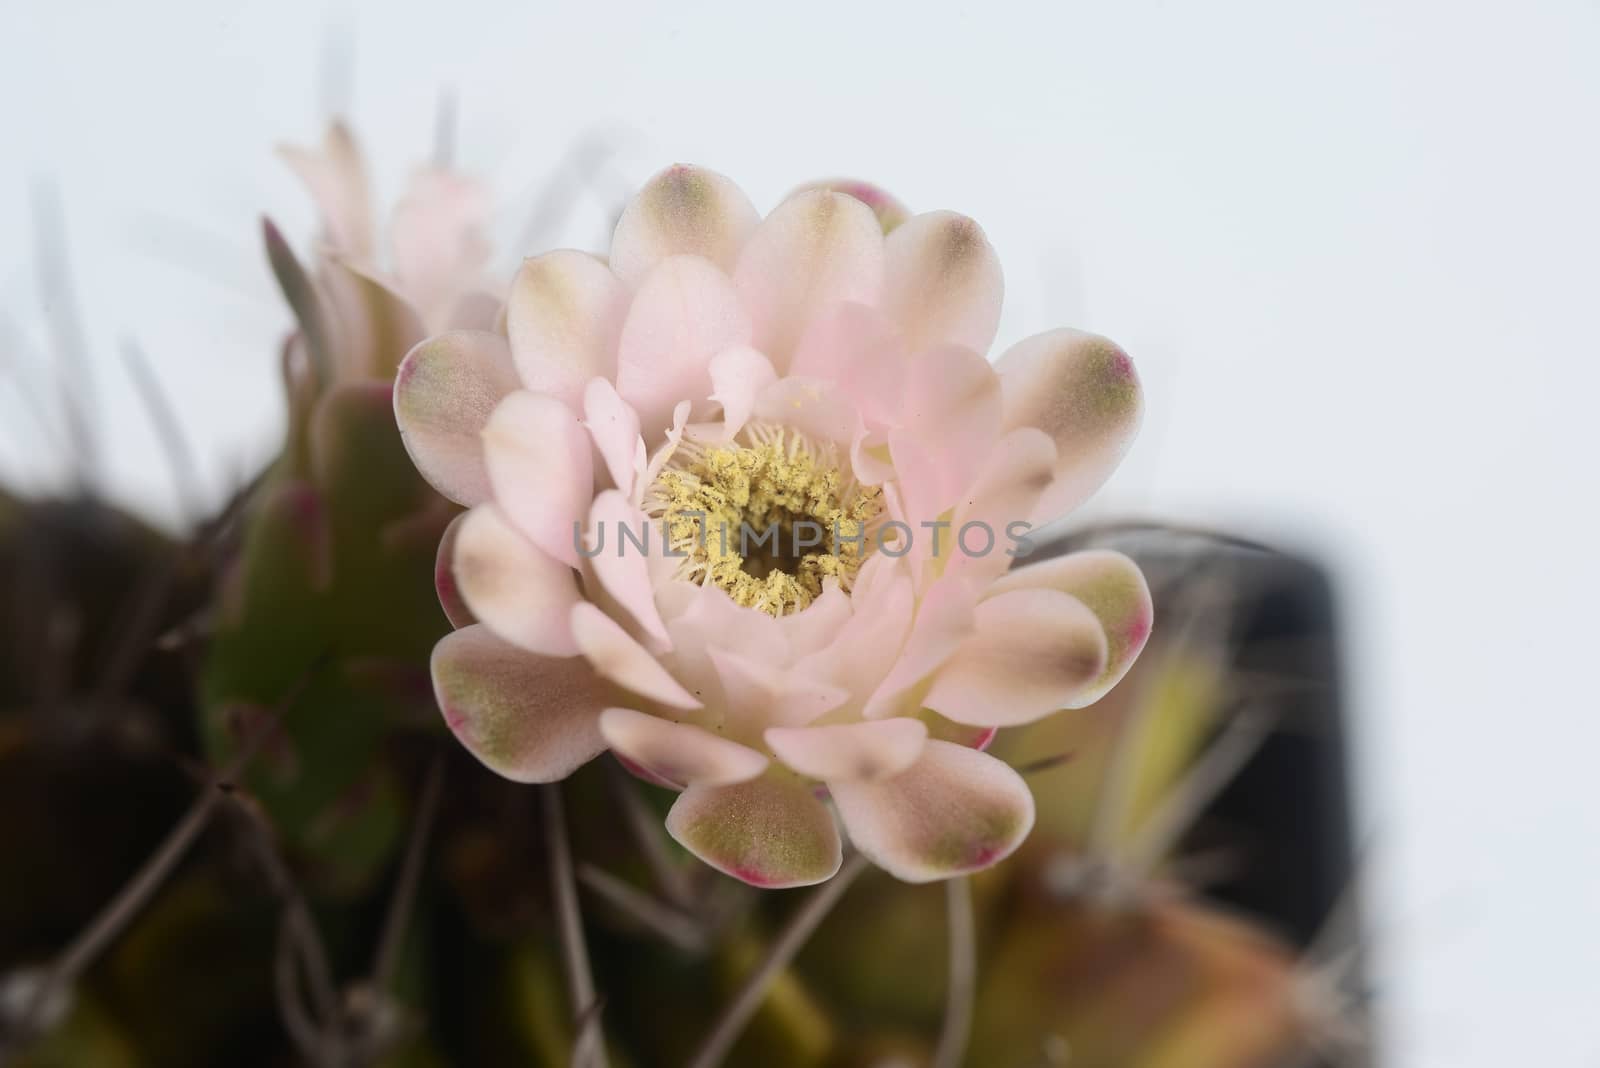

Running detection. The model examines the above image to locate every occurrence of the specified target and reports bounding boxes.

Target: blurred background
[1,1,1596,1065]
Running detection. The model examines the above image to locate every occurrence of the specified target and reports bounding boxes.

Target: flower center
[648,424,882,616]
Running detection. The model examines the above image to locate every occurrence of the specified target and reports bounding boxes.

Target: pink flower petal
[779,579,852,660]
[582,378,644,495]
[793,560,914,714]
[599,707,767,787]
[883,343,1001,559]
[643,400,694,489]
[666,773,843,888]
[789,178,911,233]
[570,602,699,710]
[733,189,884,370]
[431,624,607,783]
[989,549,1153,709]
[766,718,928,783]
[942,428,1058,585]
[882,211,1003,355]
[394,330,522,506]
[792,302,906,429]
[325,259,428,377]
[482,390,594,568]
[681,581,789,659]
[707,345,778,440]
[752,377,860,447]
[609,164,760,287]
[659,584,793,723]
[615,256,752,437]
[995,329,1143,523]
[277,121,372,257]
[452,505,580,656]
[390,167,493,329]
[707,647,850,730]
[922,588,1108,727]
[830,740,1035,883]
[506,250,627,409]
[434,511,474,629]
[863,575,980,719]
[583,491,670,645]
[890,342,1002,512]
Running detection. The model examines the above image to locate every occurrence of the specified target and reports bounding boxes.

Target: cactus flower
[277,121,500,388]
[397,165,1152,887]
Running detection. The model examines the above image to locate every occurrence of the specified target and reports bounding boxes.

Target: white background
[3,2,1597,1064]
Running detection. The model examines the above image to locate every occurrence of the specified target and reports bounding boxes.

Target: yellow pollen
[647,424,881,616]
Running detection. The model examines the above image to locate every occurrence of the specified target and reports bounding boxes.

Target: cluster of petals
[395,163,1152,886]
[277,121,499,387]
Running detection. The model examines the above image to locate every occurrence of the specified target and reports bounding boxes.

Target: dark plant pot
[1042,521,1371,1063]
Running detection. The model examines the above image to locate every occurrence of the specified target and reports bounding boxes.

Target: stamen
[645,424,881,616]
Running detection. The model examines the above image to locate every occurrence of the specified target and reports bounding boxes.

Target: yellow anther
[648,425,880,616]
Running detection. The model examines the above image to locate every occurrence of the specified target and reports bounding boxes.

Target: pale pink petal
[926,717,998,751]
[733,189,885,370]
[390,167,493,328]
[326,259,428,377]
[995,329,1143,522]
[673,581,789,664]
[899,341,1001,434]
[277,121,372,257]
[766,718,928,783]
[779,579,852,660]
[850,430,898,487]
[989,549,1153,708]
[394,330,521,506]
[792,302,906,428]
[642,400,694,489]
[434,512,474,629]
[752,377,859,447]
[431,624,607,783]
[609,164,760,286]
[452,506,579,656]
[708,647,850,730]
[793,562,914,712]
[923,587,1109,727]
[666,773,842,888]
[790,178,911,233]
[583,491,670,645]
[506,250,627,409]
[863,575,980,719]
[890,342,1001,510]
[570,603,698,710]
[882,211,1003,355]
[708,345,778,440]
[614,755,686,791]
[879,336,998,565]
[599,707,767,787]
[660,585,791,721]
[830,740,1034,882]
[582,377,644,495]
[615,256,752,436]
[482,390,594,567]
[942,428,1058,585]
